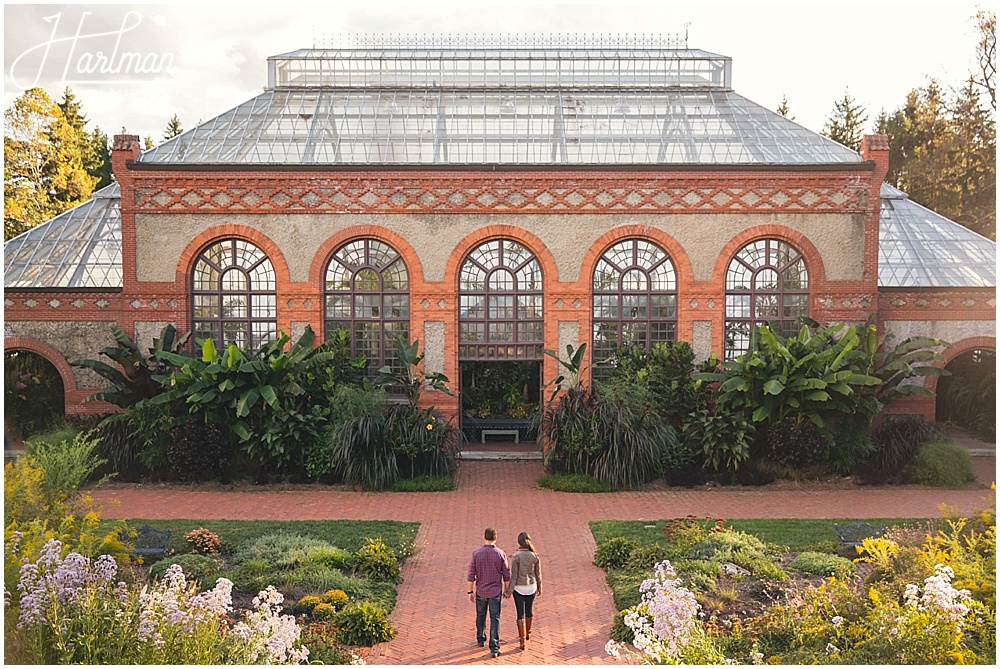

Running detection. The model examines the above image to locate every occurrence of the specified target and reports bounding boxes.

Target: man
[467,527,511,658]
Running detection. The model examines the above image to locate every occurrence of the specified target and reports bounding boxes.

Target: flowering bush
[606,560,723,663]
[353,537,400,583]
[322,589,351,609]
[185,527,222,555]
[313,602,337,620]
[5,539,310,665]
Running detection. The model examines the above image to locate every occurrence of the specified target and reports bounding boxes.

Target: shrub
[298,595,323,612]
[685,530,786,579]
[336,601,397,646]
[312,602,337,620]
[332,413,400,491]
[826,415,876,475]
[234,532,344,569]
[682,401,755,472]
[863,415,942,482]
[321,589,351,609]
[149,553,222,585]
[594,537,640,570]
[184,527,221,555]
[626,543,669,572]
[541,384,672,491]
[167,419,229,482]
[299,620,362,664]
[766,417,829,467]
[537,473,612,493]
[353,537,401,583]
[25,429,108,494]
[303,385,386,479]
[910,441,976,487]
[789,551,855,577]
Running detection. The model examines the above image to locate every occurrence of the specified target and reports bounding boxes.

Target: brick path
[92,460,996,665]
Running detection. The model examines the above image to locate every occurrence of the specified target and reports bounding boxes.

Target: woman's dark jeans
[512,591,535,620]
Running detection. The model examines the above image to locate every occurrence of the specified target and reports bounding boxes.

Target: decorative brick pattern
[132,174,869,215]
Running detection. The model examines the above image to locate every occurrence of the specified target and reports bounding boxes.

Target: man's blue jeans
[475,594,502,653]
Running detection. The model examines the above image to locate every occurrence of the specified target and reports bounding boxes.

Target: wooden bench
[121,525,172,559]
[834,521,885,553]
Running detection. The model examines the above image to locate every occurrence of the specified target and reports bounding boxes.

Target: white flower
[826,643,840,654]
[831,616,844,628]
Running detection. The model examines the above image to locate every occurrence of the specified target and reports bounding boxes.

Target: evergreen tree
[4,88,97,240]
[946,78,996,238]
[776,94,794,120]
[58,87,113,189]
[163,113,183,140]
[822,90,868,151]
[89,127,113,189]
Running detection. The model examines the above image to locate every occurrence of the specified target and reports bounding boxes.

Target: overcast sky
[3,1,990,144]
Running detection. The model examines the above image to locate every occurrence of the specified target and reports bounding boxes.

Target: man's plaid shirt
[467,543,510,598]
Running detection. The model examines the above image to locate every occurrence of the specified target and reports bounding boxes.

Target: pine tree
[163,113,183,140]
[776,95,794,120]
[822,90,868,151]
[4,88,97,240]
[58,88,113,189]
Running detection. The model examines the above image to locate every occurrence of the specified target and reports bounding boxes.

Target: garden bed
[593,510,995,664]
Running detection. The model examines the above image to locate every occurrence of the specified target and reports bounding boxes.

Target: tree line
[3,89,185,241]
[803,9,995,240]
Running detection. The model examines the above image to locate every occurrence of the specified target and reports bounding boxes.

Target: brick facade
[5,133,994,422]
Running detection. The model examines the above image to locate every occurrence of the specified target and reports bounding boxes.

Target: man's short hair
[484,527,497,541]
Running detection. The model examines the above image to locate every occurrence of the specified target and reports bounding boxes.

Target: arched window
[192,239,277,349]
[325,239,409,377]
[724,238,809,359]
[458,239,543,360]
[592,239,677,374]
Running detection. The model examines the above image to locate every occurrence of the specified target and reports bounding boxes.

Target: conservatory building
[4,37,995,431]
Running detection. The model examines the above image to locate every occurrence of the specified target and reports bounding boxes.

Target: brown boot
[516,619,526,650]
[525,616,532,641]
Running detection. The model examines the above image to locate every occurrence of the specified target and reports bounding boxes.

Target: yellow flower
[426,423,434,430]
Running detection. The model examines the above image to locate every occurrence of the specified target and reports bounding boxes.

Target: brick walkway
[92,460,996,665]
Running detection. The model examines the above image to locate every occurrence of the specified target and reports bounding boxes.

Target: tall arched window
[192,239,277,349]
[724,238,809,359]
[325,239,409,377]
[592,239,677,375]
[458,239,543,360]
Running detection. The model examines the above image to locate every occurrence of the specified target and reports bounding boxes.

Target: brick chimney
[111,134,141,184]
[859,134,890,188]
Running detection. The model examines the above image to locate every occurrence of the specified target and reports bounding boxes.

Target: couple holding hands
[467,528,542,658]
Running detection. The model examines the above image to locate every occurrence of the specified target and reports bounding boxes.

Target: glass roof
[3,183,122,289]
[879,182,996,288]
[139,89,860,166]
[138,45,860,166]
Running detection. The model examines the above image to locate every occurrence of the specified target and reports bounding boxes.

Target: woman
[504,531,542,650]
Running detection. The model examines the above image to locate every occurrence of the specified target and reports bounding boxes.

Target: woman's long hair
[517,531,536,553]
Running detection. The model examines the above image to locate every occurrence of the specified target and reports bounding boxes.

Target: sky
[2,1,991,144]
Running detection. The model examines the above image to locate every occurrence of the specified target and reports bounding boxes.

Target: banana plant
[72,324,191,407]
[374,334,452,408]
[542,343,588,402]
[152,325,343,466]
